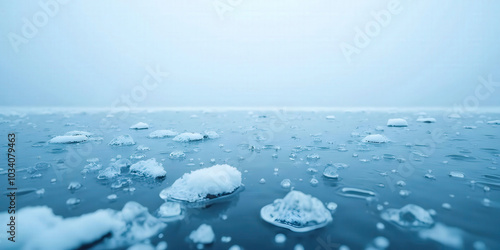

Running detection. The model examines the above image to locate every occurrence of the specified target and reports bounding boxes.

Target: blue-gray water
[0,109,499,249]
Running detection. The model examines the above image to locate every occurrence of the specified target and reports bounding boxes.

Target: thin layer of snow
[130,122,149,130]
[148,130,178,138]
[173,132,204,142]
[381,204,434,229]
[49,135,87,144]
[109,135,136,146]
[387,118,408,127]
[260,190,333,232]
[362,134,389,143]
[189,224,215,244]
[0,202,165,249]
[130,158,166,178]
[159,164,242,202]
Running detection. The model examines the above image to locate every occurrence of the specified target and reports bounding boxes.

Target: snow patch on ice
[159,164,242,202]
[362,134,389,143]
[130,122,149,130]
[130,158,166,178]
[49,135,87,144]
[387,118,408,127]
[173,132,204,142]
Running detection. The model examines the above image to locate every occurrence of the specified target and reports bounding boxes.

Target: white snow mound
[0,202,165,250]
[189,224,215,244]
[260,190,333,232]
[130,158,166,178]
[387,118,408,127]
[130,122,149,130]
[49,135,88,144]
[160,164,242,202]
[173,132,204,142]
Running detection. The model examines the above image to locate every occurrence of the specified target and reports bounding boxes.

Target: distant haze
[1,0,500,107]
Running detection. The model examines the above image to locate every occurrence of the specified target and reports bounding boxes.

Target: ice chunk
[449,171,465,178]
[66,198,81,206]
[418,223,463,249]
[325,115,336,120]
[156,202,184,221]
[49,135,87,144]
[130,122,149,130]
[487,120,500,125]
[189,224,215,244]
[130,158,166,178]
[68,182,82,190]
[323,166,339,179]
[387,118,408,127]
[148,129,178,138]
[281,179,291,189]
[65,130,93,136]
[204,131,220,139]
[260,190,333,232]
[160,164,242,202]
[169,150,186,159]
[362,134,389,143]
[173,132,204,142]
[109,135,135,146]
[381,204,434,229]
[416,117,436,123]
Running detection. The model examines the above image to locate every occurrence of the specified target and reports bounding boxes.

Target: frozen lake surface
[1,109,499,249]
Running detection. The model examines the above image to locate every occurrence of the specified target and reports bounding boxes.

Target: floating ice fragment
[260,190,333,232]
[109,135,135,146]
[399,190,410,197]
[442,203,451,210]
[376,222,385,230]
[169,150,186,159]
[487,120,500,125]
[173,132,204,142]
[130,158,166,178]
[259,178,266,184]
[362,134,389,143]
[323,166,339,179]
[66,198,81,206]
[339,187,376,199]
[160,164,242,202]
[68,182,82,191]
[373,236,390,249]
[204,131,220,139]
[136,145,150,151]
[130,122,149,130]
[310,177,319,186]
[156,202,184,221]
[274,233,286,243]
[294,244,305,250]
[306,153,320,160]
[189,224,215,244]
[49,135,87,144]
[148,130,178,138]
[449,171,465,178]
[229,245,242,250]
[281,179,291,189]
[221,236,231,243]
[107,194,118,201]
[418,223,463,249]
[387,118,408,127]
[65,131,93,137]
[326,202,338,212]
[325,115,336,120]
[381,204,434,229]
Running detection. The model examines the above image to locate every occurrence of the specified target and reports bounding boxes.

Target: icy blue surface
[0,109,499,249]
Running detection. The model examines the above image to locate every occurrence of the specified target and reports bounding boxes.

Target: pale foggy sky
[1,0,499,108]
